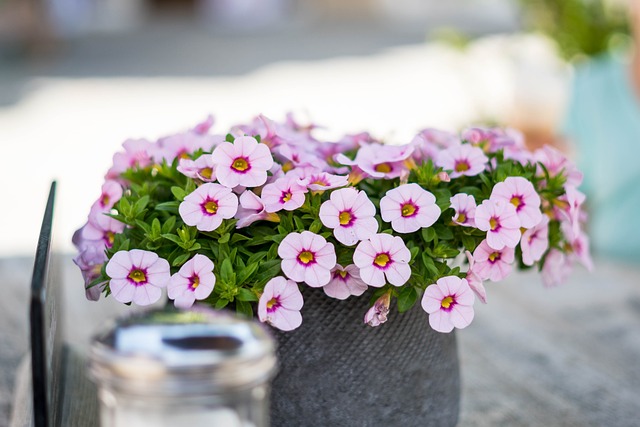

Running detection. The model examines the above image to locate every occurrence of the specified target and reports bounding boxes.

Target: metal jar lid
[89,307,277,396]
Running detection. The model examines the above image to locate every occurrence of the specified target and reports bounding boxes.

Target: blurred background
[2,0,640,424]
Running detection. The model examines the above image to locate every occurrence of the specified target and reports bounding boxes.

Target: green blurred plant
[518,0,630,60]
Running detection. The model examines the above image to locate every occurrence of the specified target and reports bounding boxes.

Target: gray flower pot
[270,288,460,427]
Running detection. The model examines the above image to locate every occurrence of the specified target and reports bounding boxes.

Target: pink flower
[542,249,572,287]
[168,254,216,309]
[105,249,170,306]
[73,245,107,301]
[490,177,542,229]
[380,183,441,234]
[212,136,274,188]
[450,193,476,227]
[261,177,308,213]
[319,188,378,246]
[278,231,337,287]
[464,251,486,304]
[474,199,521,250]
[235,190,279,228]
[521,215,549,266]
[556,185,586,241]
[472,240,515,282]
[323,264,368,300]
[435,143,488,178]
[534,145,583,187]
[410,128,459,162]
[82,213,125,249]
[353,233,411,287]
[258,276,304,331]
[560,220,594,272]
[177,155,216,182]
[191,114,215,135]
[154,132,219,164]
[336,143,414,179]
[364,292,391,327]
[90,180,123,215]
[106,139,153,180]
[421,276,475,333]
[296,170,349,192]
[179,183,238,232]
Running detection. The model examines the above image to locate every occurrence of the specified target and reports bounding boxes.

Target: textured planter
[270,288,460,427]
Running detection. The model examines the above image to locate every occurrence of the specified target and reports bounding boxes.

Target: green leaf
[422,227,437,243]
[162,216,177,234]
[220,258,234,284]
[422,252,438,277]
[155,201,180,213]
[133,195,150,214]
[236,288,259,302]
[237,262,259,285]
[397,287,419,313]
[293,216,306,231]
[461,234,478,252]
[172,253,191,267]
[171,186,187,201]
[433,224,454,241]
[218,233,230,244]
[135,219,152,233]
[161,233,182,245]
[151,218,161,235]
[214,298,230,309]
[235,300,253,318]
[409,246,420,262]
[309,220,323,234]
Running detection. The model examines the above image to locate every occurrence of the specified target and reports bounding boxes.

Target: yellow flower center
[337,270,348,279]
[374,253,390,268]
[128,269,146,283]
[401,203,417,217]
[232,157,249,172]
[282,191,293,203]
[441,296,454,309]
[489,217,499,230]
[199,167,213,179]
[455,161,470,172]
[456,212,467,223]
[190,276,200,289]
[266,297,278,309]
[339,211,352,225]
[311,179,327,186]
[298,251,315,265]
[204,200,218,214]
[375,163,392,173]
[510,195,522,209]
[101,194,110,207]
[178,151,190,160]
[489,252,500,262]
[106,231,115,246]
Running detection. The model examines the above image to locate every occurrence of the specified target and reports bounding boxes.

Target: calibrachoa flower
[472,240,515,282]
[212,136,274,188]
[235,190,279,228]
[319,188,378,246]
[475,199,521,250]
[491,177,542,229]
[261,176,308,213]
[380,183,441,234]
[105,249,170,306]
[542,249,572,288]
[73,245,107,301]
[421,276,475,333]
[450,193,476,227]
[258,276,303,331]
[278,231,337,287]
[167,254,216,309]
[465,251,486,304]
[336,143,414,179]
[106,138,153,180]
[521,215,549,266]
[353,234,411,287]
[179,183,238,232]
[297,170,349,192]
[177,155,216,182]
[364,292,391,327]
[90,180,123,215]
[82,213,125,249]
[323,264,368,300]
[435,143,488,178]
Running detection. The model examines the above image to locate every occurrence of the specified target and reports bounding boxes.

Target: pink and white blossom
[105,249,170,306]
[154,132,218,164]
[556,185,586,241]
[319,188,378,246]
[106,139,153,180]
[353,234,411,287]
[73,245,107,301]
[258,277,304,331]
[491,177,542,229]
[177,154,216,182]
[296,170,349,192]
[364,292,391,327]
[380,183,441,234]
[435,144,488,178]
[465,251,486,304]
[542,249,573,287]
[323,264,368,300]
[450,193,476,227]
[168,254,216,309]
[534,145,583,187]
[421,276,475,333]
[336,143,414,179]
[475,199,521,250]
[191,114,215,135]
[261,177,308,213]
[235,190,279,228]
[521,215,549,266]
[83,213,125,249]
[212,136,274,188]
[179,183,238,232]
[278,231,336,287]
[472,240,515,282]
[90,180,123,215]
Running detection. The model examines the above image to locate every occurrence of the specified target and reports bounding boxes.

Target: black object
[29,182,63,427]
[271,287,460,427]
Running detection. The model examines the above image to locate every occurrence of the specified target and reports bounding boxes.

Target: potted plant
[73,114,590,426]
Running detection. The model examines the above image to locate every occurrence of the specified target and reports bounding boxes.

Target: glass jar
[89,308,277,427]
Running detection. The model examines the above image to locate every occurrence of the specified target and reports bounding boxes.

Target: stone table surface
[2,254,639,426]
